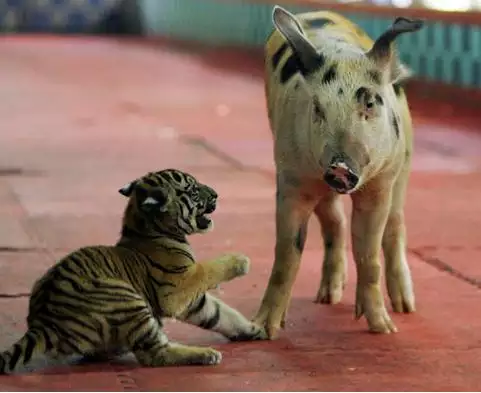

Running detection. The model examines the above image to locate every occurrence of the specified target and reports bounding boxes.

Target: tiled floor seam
[409,248,481,289]
[180,135,274,180]
[182,135,248,171]
[0,247,42,252]
[1,182,44,251]
[0,182,52,299]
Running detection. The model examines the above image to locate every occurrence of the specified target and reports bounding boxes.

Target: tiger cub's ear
[118,180,138,197]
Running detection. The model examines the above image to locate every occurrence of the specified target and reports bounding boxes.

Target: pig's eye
[374,93,384,106]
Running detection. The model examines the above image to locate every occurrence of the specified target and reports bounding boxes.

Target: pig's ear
[367,17,424,83]
[272,5,323,77]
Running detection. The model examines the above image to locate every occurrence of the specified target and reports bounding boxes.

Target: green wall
[139,0,481,89]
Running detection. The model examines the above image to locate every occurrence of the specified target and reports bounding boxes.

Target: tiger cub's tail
[0,327,56,374]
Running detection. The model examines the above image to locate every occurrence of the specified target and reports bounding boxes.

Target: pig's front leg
[351,182,397,334]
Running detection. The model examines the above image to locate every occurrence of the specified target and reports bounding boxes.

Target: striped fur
[0,169,266,374]
[253,6,424,338]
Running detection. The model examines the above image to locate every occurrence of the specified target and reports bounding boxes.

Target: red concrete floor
[0,36,481,391]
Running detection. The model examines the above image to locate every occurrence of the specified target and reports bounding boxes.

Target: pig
[253,5,424,339]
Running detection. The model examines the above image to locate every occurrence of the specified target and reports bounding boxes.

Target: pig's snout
[323,161,359,194]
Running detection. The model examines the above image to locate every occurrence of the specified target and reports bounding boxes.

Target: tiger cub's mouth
[196,197,216,230]
[196,214,212,230]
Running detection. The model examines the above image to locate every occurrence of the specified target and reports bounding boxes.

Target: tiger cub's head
[119,169,218,239]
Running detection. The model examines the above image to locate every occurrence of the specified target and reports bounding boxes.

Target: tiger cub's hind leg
[124,312,221,367]
[136,341,222,367]
[180,293,267,341]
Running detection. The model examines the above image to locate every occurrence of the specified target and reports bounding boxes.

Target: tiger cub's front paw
[220,253,251,278]
[229,324,268,342]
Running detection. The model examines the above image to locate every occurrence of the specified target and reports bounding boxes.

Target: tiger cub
[0,169,266,374]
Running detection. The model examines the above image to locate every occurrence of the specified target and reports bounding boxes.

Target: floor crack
[409,248,481,289]
[0,246,46,253]
[0,293,30,298]
[181,135,274,181]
